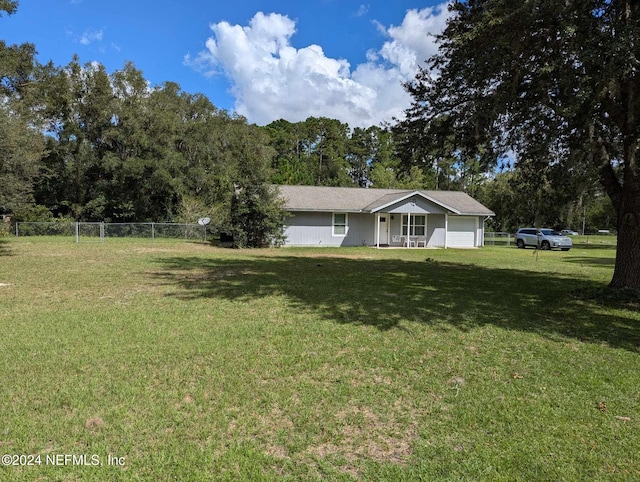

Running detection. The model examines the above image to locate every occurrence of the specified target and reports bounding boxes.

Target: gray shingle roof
[277,185,494,216]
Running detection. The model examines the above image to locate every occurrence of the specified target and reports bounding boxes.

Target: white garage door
[448,216,476,247]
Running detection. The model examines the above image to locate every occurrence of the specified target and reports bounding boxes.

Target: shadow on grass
[564,257,615,268]
[571,242,618,250]
[150,254,640,352]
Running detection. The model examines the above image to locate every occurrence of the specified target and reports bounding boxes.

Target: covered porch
[369,192,448,249]
[373,211,448,248]
[369,192,483,249]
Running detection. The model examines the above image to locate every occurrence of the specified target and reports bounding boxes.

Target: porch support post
[407,212,411,248]
[425,214,428,248]
[444,213,448,249]
[376,212,380,248]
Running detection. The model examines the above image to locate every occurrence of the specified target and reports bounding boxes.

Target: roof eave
[370,190,463,215]
[285,208,365,213]
[286,207,494,216]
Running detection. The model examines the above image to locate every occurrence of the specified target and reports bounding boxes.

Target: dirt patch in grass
[228,399,418,476]
[85,416,105,432]
[345,368,393,388]
[305,404,417,474]
[265,443,288,459]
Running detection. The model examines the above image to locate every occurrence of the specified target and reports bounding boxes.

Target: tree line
[2,51,505,228]
[0,2,621,250]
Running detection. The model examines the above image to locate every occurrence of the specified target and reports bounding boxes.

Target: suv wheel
[516,239,525,249]
[540,240,551,250]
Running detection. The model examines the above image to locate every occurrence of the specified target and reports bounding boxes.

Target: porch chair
[402,236,416,247]
[416,237,427,247]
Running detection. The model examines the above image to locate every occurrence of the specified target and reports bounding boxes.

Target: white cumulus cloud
[187,4,451,127]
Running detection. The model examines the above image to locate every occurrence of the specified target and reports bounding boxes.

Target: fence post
[15,222,18,238]
[75,222,79,243]
[152,222,155,242]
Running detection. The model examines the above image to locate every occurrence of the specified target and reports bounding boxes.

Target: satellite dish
[198,217,211,226]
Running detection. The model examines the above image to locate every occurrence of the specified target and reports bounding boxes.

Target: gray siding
[427,214,445,247]
[284,210,486,248]
[284,212,374,246]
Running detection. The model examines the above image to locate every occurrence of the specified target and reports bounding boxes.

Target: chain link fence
[15,222,208,242]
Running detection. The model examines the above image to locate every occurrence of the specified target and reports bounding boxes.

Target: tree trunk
[610,211,640,289]
[609,140,640,289]
[609,32,640,287]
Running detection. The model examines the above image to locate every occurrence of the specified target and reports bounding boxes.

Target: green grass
[0,237,638,480]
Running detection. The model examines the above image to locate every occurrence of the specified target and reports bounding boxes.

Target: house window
[333,213,347,236]
[402,215,426,236]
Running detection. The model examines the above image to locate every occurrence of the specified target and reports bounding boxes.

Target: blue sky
[2,0,450,127]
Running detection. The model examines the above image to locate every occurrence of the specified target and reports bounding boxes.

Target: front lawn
[0,238,638,480]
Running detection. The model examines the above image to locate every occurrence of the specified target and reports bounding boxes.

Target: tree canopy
[401,0,640,289]
[0,0,627,250]
[0,0,42,216]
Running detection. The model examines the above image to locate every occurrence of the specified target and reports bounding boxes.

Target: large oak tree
[402,0,640,289]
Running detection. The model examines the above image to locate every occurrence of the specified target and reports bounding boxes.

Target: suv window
[521,229,536,235]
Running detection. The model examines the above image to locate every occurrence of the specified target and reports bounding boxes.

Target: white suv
[515,228,572,251]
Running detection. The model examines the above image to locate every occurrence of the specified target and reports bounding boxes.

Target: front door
[378,215,389,245]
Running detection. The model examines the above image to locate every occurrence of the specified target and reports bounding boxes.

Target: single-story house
[278,185,495,248]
